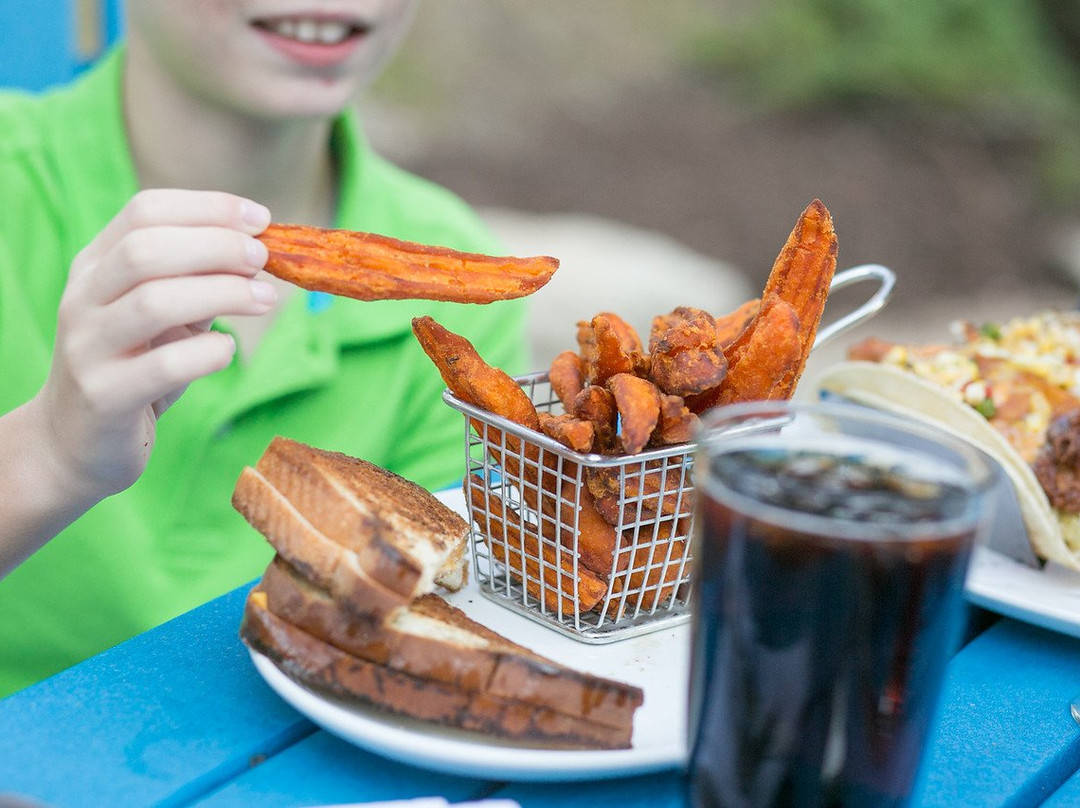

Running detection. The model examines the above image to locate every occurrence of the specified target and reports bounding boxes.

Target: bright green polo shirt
[0,50,528,697]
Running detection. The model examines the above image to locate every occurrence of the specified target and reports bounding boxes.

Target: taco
[817,310,1080,571]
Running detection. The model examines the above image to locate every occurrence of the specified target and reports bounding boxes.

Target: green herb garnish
[979,322,1002,341]
[973,398,997,418]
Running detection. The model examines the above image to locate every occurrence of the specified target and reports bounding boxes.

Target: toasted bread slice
[259,556,643,731]
[233,437,468,607]
[241,589,635,750]
[232,468,410,620]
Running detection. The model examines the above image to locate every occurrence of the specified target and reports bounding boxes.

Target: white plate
[248,482,1080,781]
[965,547,1080,638]
[249,489,690,782]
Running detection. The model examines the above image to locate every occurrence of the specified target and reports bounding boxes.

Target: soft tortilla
[817,360,1078,571]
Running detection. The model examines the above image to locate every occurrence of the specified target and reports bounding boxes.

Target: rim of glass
[692,398,998,541]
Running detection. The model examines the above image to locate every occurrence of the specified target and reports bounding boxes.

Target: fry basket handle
[813,263,896,351]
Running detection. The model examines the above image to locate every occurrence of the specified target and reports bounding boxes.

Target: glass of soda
[687,399,996,808]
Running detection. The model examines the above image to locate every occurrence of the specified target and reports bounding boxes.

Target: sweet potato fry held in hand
[260,223,558,304]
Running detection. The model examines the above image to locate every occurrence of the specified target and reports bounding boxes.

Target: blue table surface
[1,583,1079,808]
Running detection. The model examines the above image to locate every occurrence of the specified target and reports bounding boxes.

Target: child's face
[127,0,419,118]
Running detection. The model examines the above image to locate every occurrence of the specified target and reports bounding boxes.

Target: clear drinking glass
[687,399,996,808]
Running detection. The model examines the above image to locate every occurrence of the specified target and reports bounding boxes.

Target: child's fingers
[76,189,271,266]
[74,225,269,306]
[90,274,278,358]
[81,330,239,417]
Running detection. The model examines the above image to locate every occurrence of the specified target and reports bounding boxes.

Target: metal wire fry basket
[446,373,696,643]
[443,264,896,643]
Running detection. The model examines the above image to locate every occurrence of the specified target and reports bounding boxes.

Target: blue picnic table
[1,580,1078,807]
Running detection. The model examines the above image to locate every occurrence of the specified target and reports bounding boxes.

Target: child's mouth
[252,17,369,48]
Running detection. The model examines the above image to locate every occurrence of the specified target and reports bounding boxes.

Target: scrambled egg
[876,311,1080,462]
[976,312,1080,390]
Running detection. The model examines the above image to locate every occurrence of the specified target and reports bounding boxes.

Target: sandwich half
[232,436,468,618]
[242,556,642,748]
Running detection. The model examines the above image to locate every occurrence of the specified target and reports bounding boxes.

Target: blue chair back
[0,0,123,91]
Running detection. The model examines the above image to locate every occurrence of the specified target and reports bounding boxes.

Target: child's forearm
[0,399,101,579]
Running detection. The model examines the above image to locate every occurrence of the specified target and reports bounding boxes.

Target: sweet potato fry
[412,316,538,430]
[606,373,662,455]
[261,223,559,303]
[598,311,645,355]
[578,314,645,386]
[685,200,836,412]
[572,386,618,454]
[648,306,700,341]
[605,521,691,620]
[537,412,595,454]
[714,298,761,347]
[594,485,690,530]
[590,493,619,525]
[647,307,728,397]
[650,394,698,447]
[467,483,606,614]
[706,296,802,407]
[540,484,624,577]
[412,316,547,514]
[548,350,585,414]
[586,460,695,525]
[756,199,837,397]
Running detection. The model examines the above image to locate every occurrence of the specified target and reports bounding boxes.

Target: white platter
[955,459,1080,637]
[964,547,1080,639]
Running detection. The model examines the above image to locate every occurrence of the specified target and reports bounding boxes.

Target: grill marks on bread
[254,557,642,740]
[237,436,469,600]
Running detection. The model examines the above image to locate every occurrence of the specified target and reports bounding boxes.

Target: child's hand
[35,189,277,500]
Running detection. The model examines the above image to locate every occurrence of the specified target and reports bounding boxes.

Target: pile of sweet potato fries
[413,200,838,621]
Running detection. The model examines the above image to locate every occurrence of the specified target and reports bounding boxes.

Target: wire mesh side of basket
[448,373,696,643]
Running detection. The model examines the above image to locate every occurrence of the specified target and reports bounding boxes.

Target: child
[0,1,527,696]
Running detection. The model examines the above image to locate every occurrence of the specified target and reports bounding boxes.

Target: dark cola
[688,447,978,808]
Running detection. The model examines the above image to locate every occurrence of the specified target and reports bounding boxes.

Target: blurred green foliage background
[686,0,1080,206]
